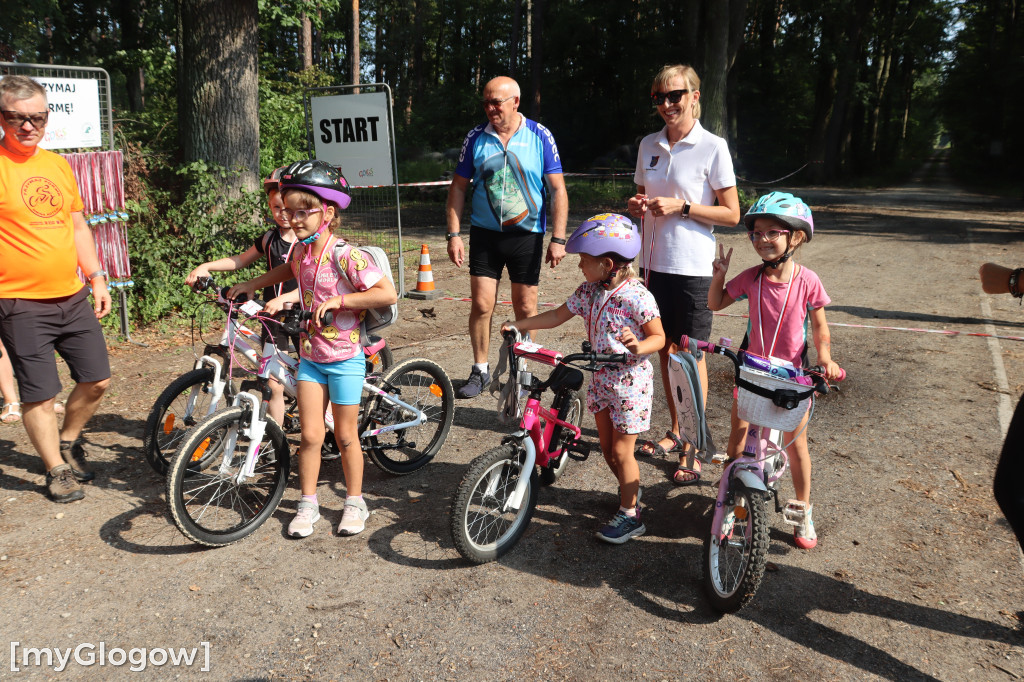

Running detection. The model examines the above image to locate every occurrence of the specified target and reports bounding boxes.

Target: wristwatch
[681,200,691,218]
[445,232,461,241]
[550,237,567,245]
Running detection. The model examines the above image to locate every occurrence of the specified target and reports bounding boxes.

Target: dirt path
[1,156,1023,680]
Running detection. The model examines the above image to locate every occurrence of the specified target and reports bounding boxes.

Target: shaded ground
[1,154,1023,680]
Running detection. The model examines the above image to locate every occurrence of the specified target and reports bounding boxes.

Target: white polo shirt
[632,120,736,277]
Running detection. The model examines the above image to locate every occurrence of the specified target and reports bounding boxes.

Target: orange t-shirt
[0,146,85,299]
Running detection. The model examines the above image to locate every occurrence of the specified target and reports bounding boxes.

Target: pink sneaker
[793,504,817,549]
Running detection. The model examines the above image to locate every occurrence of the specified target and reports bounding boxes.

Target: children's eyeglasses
[1,110,48,129]
[282,207,323,222]
[650,89,689,106]
[748,229,790,243]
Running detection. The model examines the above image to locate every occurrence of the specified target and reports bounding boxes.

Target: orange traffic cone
[406,244,442,299]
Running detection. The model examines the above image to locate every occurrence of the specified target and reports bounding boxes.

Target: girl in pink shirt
[708,192,840,549]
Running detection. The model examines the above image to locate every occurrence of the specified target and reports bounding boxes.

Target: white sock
[620,506,638,518]
[473,362,489,374]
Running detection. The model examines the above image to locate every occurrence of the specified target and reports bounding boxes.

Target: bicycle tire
[363,358,454,475]
[702,481,771,613]
[539,389,583,486]
[450,443,539,564]
[166,407,290,547]
[143,368,236,476]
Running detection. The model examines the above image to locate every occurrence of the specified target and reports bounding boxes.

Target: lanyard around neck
[300,235,337,312]
[588,279,630,345]
[757,264,797,358]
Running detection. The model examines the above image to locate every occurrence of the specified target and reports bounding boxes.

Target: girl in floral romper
[503,214,664,544]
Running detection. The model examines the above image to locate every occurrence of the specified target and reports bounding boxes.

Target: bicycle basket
[736,366,812,432]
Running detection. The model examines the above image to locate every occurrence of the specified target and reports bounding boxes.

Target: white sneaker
[337,497,369,536]
[288,500,320,538]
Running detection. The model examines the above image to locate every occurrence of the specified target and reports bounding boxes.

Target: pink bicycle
[450,330,626,564]
[677,335,844,612]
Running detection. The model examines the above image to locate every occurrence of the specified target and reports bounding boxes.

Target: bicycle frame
[710,425,788,542]
[504,393,583,511]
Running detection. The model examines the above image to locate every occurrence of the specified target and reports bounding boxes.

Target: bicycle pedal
[710,451,728,463]
[782,499,809,526]
[566,440,592,461]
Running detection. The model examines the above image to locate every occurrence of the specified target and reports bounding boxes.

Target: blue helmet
[565,213,641,261]
[743,191,813,241]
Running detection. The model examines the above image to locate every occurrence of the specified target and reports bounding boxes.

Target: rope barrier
[735,163,809,186]
[434,297,1024,342]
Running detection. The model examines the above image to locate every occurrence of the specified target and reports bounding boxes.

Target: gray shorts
[0,287,111,403]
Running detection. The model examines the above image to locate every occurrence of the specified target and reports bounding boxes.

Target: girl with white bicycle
[707,192,840,549]
[185,166,298,427]
[229,160,397,539]
[502,214,664,544]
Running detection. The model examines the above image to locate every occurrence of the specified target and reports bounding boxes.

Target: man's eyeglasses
[1,110,48,129]
[748,229,790,243]
[482,95,515,108]
[650,89,690,106]
[282,207,323,222]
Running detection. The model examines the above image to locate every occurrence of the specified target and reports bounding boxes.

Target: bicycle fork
[215,392,268,484]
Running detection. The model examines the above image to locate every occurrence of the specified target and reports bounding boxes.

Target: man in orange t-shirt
[0,75,111,503]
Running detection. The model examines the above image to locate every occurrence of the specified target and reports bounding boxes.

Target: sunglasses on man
[1,110,49,129]
[650,89,690,106]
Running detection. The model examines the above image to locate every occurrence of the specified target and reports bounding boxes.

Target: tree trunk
[510,0,522,76]
[178,0,260,194]
[529,0,544,119]
[300,14,313,70]
[351,0,360,90]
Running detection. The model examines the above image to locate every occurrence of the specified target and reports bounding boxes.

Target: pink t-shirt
[725,264,830,366]
[289,238,383,363]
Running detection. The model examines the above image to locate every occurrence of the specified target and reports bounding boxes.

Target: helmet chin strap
[600,264,625,289]
[761,250,793,269]
[300,221,329,245]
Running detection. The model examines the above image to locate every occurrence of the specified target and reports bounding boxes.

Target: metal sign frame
[303,83,405,295]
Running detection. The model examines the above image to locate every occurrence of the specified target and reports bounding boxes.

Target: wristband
[1010,268,1023,300]
[87,269,107,282]
[339,294,346,310]
[445,232,461,241]
[550,237,567,245]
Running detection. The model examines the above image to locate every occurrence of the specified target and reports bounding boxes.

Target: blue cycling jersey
[454,115,563,234]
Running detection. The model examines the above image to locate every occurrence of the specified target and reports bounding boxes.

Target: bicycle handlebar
[501,329,627,371]
[680,334,846,394]
[191,276,263,308]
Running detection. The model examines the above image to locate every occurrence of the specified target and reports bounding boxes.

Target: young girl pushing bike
[185,167,298,427]
[229,160,397,538]
[502,213,664,544]
[708,191,840,549]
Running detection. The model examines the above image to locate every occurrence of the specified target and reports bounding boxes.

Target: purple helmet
[565,213,641,261]
[743,191,813,241]
[280,160,352,210]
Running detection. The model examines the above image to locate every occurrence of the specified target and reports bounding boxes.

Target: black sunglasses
[1,110,48,129]
[650,89,690,106]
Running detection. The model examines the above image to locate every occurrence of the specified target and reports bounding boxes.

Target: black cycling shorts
[639,269,713,346]
[468,225,545,286]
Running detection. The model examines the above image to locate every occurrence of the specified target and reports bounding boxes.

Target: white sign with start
[311,92,392,187]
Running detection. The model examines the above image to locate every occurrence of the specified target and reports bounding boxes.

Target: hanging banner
[35,77,102,150]
[310,92,393,186]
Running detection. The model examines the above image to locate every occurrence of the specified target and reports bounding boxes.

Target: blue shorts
[297,355,365,405]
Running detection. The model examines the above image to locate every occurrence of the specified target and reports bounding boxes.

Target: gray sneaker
[288,500,320,538]
[456,367,490,399]
[337,497,369,536]
[46,464,84,503]
[59,439,95,482]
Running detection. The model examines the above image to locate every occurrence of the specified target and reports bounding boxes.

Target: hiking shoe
[288,500,320,538]
[337,497,369,536]
[46,464,84,503]
[59,439,95,482]
[793,504,817,549]
[596,510,646,544]
[456,367,490,399]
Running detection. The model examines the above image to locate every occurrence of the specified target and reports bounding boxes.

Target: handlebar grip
[808,365,846,382]
[679,334,715,354]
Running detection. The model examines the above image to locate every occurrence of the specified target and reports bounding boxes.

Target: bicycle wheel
[363,358,455,475]
[539,389,583,486]
[702,481,771,613]
[166,407,290,547]
[450,443,539,564]
[143,368,236,476]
